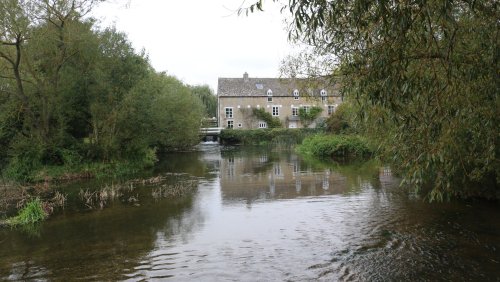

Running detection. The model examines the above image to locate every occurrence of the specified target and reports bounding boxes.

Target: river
[0,144,499,281]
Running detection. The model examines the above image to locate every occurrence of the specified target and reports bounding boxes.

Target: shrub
[297,134,374,159]
[219,128,320,145]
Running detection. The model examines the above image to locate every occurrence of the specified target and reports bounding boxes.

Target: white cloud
[91,0,294,91]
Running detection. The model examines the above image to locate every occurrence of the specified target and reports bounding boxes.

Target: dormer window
[320,89,327,102]
[293,89,299,100]
[267,89,273,102]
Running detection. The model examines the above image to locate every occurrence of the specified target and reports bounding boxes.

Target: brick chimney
[243,72,249,82]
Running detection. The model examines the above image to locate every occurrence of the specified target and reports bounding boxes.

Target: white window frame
[293,89,299,100]
[292,107,299,116]
[328,105,335,115]
[227,120,234,128]
[225,107,233,119]
[267,89,273,102]
[272,106,279,116]
[302,105,311,113]
[258,122,267,128]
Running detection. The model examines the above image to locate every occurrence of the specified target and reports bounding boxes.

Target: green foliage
[299,106,322,128]
[252,108,282,128]
[7,198,47,226]
[297,134,374,159]
[251,0,499,200]
[220,128,320,145]
[325,102,358,134]
[0,1,206,181]
[190,85,217,118]
[2,135,45,182]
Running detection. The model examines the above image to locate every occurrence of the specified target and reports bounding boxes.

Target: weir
[199,127,223,142]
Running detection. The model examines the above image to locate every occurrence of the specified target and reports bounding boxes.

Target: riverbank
[219,128,321,146]
[0,170,199,228]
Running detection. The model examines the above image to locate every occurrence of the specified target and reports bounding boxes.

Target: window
[225,107,233,118]
[227,120,233,128]
[293,89,299,100]
[267,89,273,102]
[272,106,279,116]
[259,122,267,128]
[238,123,242,128]
[292,107,299,116]
[328,105,335,115]
[320,89,327,103]
[274,164,282,176]
[302,106,311,113]
[268,96,273,102]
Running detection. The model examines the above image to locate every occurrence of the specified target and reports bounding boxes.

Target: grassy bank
[2,158,157,184]
[219,128,321,146]
[297,134,374,159]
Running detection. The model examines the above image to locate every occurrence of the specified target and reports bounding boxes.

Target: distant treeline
[0,0,216,181]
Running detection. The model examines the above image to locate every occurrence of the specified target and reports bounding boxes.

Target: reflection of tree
[155,151,217,179]
[0,184,202,280]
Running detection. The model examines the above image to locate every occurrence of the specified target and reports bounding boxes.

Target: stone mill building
[217,72,343,129]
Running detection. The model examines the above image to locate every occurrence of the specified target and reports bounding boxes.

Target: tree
[0,0,207,181]
[190,85,217,118]
[247,0,499,200]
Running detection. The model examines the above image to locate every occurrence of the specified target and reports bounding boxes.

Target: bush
[326,103,352,134]
[297,134,374,159]
[219,128,320,145]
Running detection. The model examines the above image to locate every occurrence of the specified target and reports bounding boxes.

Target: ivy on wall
[252,108,282,128]
[299,106,323,128]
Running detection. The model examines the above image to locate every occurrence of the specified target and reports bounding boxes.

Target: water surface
[0,145,499,281]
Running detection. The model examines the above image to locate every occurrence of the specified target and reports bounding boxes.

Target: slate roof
[218,74,341,97]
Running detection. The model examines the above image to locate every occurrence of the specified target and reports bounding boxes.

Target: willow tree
[247,0,499,200]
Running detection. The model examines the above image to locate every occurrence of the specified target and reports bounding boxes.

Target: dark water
[0,144,499,281]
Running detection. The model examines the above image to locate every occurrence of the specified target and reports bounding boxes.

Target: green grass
[7,198,47,226]
[297,134,374,159]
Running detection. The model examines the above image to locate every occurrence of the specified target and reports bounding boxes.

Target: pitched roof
[217,74,341,97]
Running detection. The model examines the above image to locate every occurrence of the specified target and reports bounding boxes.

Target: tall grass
[7,198,47,226]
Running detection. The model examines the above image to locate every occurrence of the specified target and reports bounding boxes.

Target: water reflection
[219,148,381,204]
[0,145,498,281]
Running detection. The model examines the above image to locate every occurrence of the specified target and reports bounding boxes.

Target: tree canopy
[248,0,499,199]
[0,0,207,181]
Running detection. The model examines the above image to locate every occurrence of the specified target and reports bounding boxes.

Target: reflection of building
[217,73,343,129]
[219,153,347,203]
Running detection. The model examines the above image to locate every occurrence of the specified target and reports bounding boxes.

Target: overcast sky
[92,0,295,92]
